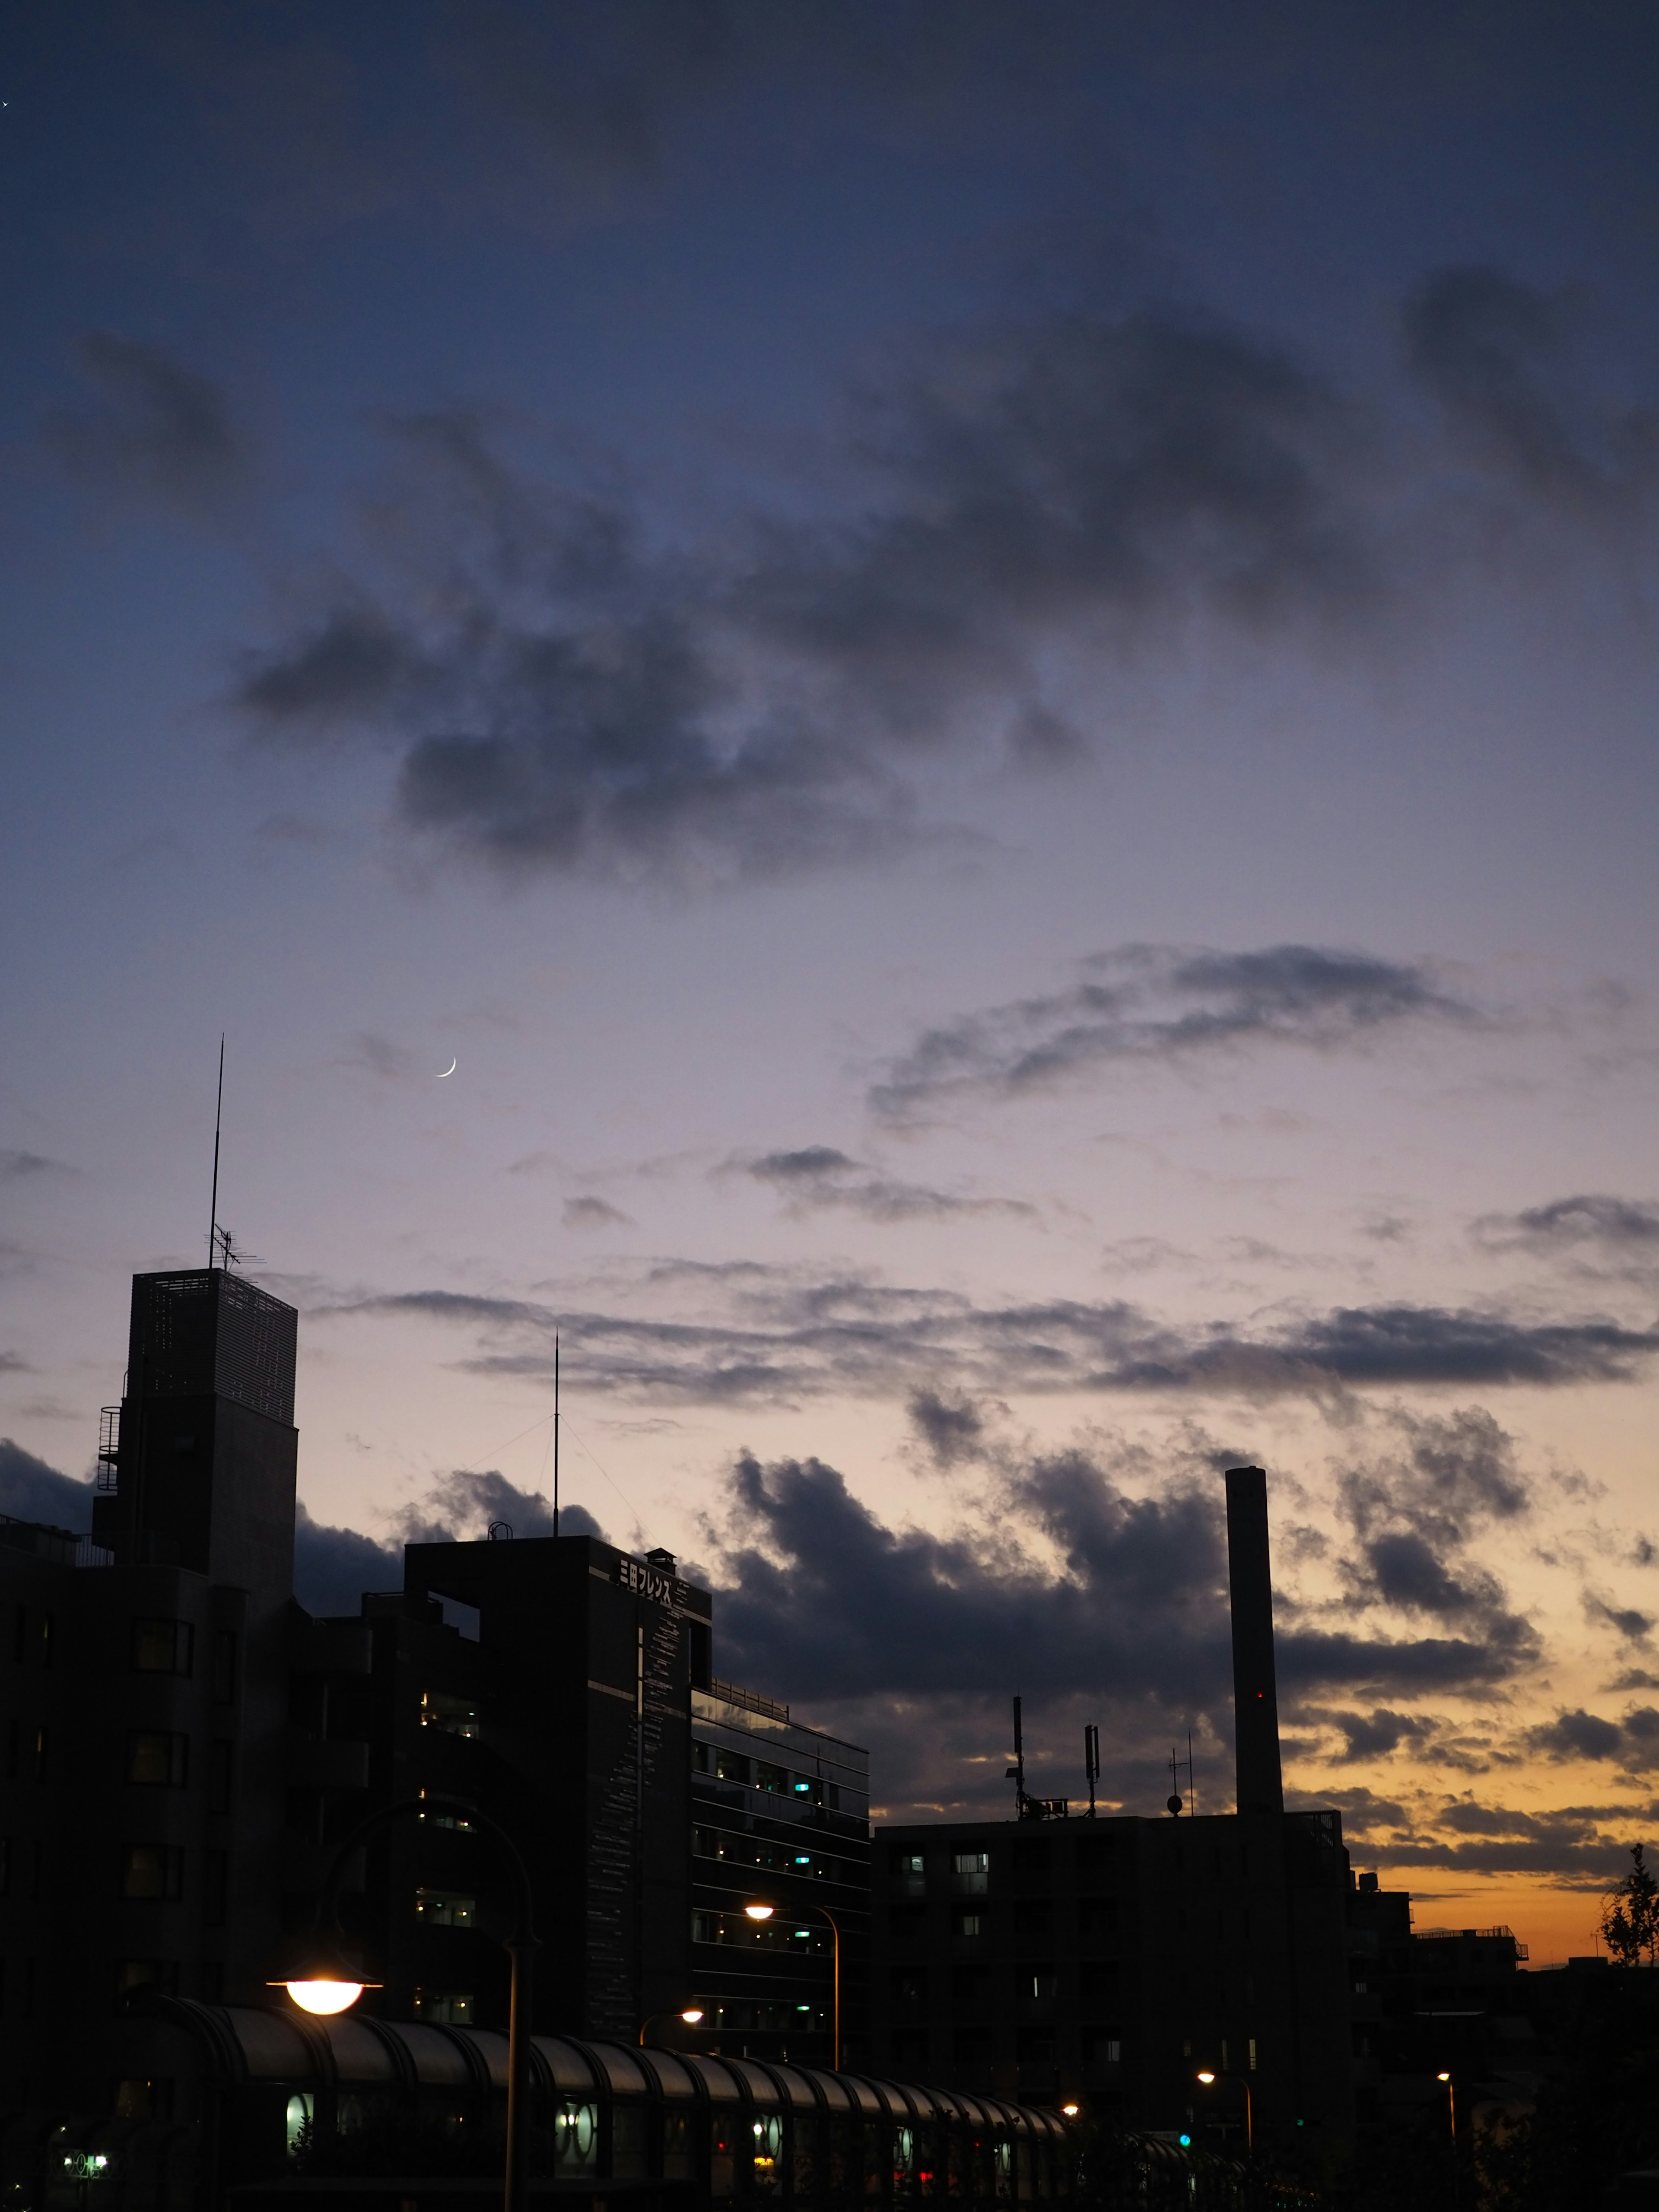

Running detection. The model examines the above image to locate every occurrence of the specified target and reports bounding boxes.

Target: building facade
[689,1681,871,2069]
[865,1467,1359,2156]
[0,1266,868,2159]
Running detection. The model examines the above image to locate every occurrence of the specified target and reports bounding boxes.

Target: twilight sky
[4,0,1659,1960]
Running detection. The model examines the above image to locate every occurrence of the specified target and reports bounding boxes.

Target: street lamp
[639,2009,706,2046]
[742,1899,843,2069]
[1437,2073,1459,2206]
[270,1794,537,2212]
[1195,2069,1253,2153]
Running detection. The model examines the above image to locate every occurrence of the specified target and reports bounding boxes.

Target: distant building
[867,1467,1360,2155]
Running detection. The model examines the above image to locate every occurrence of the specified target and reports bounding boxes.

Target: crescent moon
[436,1058,457,1078]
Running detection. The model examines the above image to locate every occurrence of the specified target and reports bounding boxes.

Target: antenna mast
[1084,1723,1100,1818]
[553,1332,559,1539]
[208,1036,225,1270]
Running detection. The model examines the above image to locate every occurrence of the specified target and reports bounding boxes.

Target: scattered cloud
[1404,266,1655,516]
[43,333,250,517]
[0,1150,71,1183]
[733,1145,1034,1224]
[870,943,1481,1119]
[1526,1705,1659,1772]
[563,1196,635,1232]
[1583,1588,1655,1644]
[1474,1192,1659,1255]
[907,1386,991,1468]
[318,1264,1659,1407]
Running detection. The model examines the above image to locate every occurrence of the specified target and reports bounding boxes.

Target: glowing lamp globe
[744,1904,774,1921]
[681,2008,705,2024]
[285,1978,365,2016]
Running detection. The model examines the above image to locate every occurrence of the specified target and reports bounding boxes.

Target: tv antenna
[1167,1732,1195,1817]
[1084,1723,1100,1818]
[208,1036,225,1269]
[553,1332,559,1538]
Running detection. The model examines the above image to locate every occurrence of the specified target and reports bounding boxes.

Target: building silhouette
[0,1267,867,2159]
[866,1467,1360,2153]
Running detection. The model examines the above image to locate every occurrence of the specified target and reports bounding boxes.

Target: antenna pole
[553,1333,559,1539]
[208,1036,224,1269]
[1189,1729,1196,1820]
[1085,1723,1099,1818]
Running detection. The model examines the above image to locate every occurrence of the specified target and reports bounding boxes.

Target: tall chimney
[1225,1465,1284,1815]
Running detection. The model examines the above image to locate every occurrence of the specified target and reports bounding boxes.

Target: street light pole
[273,1795,537,2212]
[1195,2069,1252,2153]
[743,1901,843,2070]
[639,2009,706,2046]
[1437,2072,1459,2208]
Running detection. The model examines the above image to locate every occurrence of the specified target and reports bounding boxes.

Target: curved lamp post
[1195,2068,1252,2153]
[743,1900,843,2070]
[269,1794,537,2212]
[639,2008,705,2046]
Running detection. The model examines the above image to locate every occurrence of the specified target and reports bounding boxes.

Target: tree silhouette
[1601,1842,1659,1968]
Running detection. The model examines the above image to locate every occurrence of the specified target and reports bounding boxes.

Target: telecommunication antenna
[1084,1724,1100,1817]
[1167,1737,1194,1817]
[553,1332,560,1539]
[207,1036,225,1269]
[1007,1695,1027,1816]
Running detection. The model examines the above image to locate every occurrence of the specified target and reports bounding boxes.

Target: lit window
[412,1989,473,2024]
[419,1691,479,1738]
[952,1850,990,1894]
[415,1889,476,1928]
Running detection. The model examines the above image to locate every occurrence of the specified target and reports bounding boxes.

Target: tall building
[0,1268,301,2118]
[302,1534,713,2043]
[0,1265,868,2148]
[866,1466,1358,2154]
[689,1679,871,2067]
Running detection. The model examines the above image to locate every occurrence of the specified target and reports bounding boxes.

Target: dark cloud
[736,1146,1033,1224]
[1301,1707,1433,1762]
[1474,1193,1659,1255]
[0,1439,91,1532]
[0,1150,70,1182]
[398,1467,605,1545]
[321,1267,1659,1407]
[1584,1590,1655,1643]
[230,283,1386,886]
[294,1501,401,1617]
[43,333,250,516]
[1404,266,1653,513]
[294,1470,607,1615]
[1329,1408,1540,1668]
[1526,1706,1659,1771]
[563,1196,635,1232]
[907,1387,988,1468]
[870,943,1479,1118]
[706,1446,1529,1726]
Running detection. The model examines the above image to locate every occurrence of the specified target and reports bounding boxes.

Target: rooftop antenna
[208,1035,225,1269]
[1084,1724,1100,1818]
[1007,1695,1028,1818]
[1167,1738,1193,1818]
[553,1332,559,1539]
